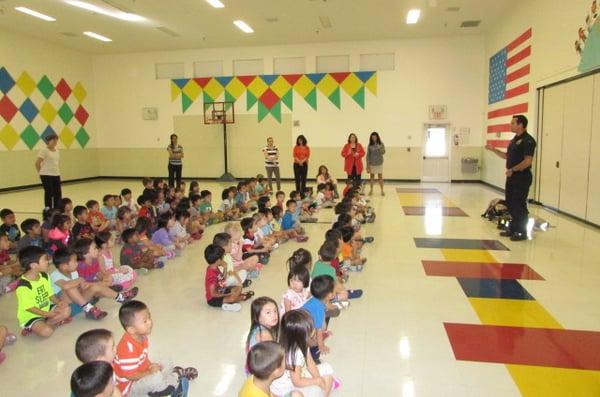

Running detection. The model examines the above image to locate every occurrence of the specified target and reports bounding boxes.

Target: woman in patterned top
[167,134,184,188]
[262,137,281,191]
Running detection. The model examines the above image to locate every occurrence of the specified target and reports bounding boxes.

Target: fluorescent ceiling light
[206,0,225,8]
[83,31,112,42]
[233,20,253,33]
[406,9,421,24]
[65,1,145,22]
[14,6,56,21]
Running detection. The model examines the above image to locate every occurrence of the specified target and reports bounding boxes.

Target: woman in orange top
[341,133,365,188]
[292,135,310,194]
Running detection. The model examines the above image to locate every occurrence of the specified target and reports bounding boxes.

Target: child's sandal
[241,291,255,301]
[173,366,199,380]
[4,333,17,346]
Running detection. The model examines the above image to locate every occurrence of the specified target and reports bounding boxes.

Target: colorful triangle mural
[170,71,378,123]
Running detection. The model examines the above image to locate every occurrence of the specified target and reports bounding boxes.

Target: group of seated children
[233,185,375,396]
[69,300,197,397]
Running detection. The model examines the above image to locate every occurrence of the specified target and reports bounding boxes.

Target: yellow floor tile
[397,192,457,207]
[441,248,498,263]
[468,298,563,329]
[507,365,600,397]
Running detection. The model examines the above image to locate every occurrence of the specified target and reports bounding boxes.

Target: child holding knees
[281,265,311,315]
[204,244,253,312]
[73,206,95,241]
[50,248,137,320]
[220,187,241,221]
[246,296,280,352]
[135,218,169,262]
[213,233,251,288]
[169,209,194,246]
[87,200,110,234]
[113,300,196,396]
[47,214,72,254]
[17,218,43,251]
[240,341,303,397]
[270,310,339,397]
[223,222,261,279]
[95,232,137,291]
[100,194,118,229]
[120,228,160,271]
[151,212,181,258]
[16,246,72,337]
[0,234,22,294]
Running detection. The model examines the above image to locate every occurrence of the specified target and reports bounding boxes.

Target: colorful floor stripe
[417,238,600,395]
[396,188,468,217]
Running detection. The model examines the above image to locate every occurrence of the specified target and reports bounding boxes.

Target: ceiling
[0,0,518,54]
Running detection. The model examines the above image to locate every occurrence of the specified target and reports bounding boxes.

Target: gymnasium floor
[0,180,599,396]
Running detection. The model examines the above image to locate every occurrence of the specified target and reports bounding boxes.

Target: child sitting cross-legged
[16,218,43,251]
[270,309,340,397]
[240,341,303,397]
[338,226,366,272]
[169,209,194,246]
[281,265,311,315]
[253,213,278,251]
[199,190,223,225]
[135,218,169,264]
[281,201,308,243]
[0,234,22,294]
[204,244,253,312]
[16,246,72,337]
[120,228,160,271]
[259,207,288,245]
[213,233,252,289]
[87,200,110,234]
[73,238,112,286]
[116,206,135,240]
[220,187,241,221]
[223,222,261,279]
[50,248,138,321]
[246,296,279,352]
[47,214,72,254]
[151,212,183,258]
[301,275,337,365]
[72,206,95,241]
[241,217,271,264]
[113,300,197,396]
[95,232,137,291]
[0,208,20,253]
[100,194,118,229]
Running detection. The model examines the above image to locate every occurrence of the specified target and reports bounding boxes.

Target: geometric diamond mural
[0,66,91,150]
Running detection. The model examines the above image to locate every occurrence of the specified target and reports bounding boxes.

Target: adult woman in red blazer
[341,133,365,188]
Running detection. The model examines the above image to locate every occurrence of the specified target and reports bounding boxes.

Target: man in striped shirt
[262,137,281,191]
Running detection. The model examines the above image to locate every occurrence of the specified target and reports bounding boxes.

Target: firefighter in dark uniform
[485,115,536,241]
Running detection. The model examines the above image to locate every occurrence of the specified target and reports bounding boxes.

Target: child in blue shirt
[302,275,335,363]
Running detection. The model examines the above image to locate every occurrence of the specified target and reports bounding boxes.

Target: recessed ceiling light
[65,1,145,22]
[233,20,254,33]
[83,31,112,42]
[14,6,56,21]
[406,9,421,24]
[206,0,225,8]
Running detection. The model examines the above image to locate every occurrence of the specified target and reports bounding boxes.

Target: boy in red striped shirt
[113,300,197,396]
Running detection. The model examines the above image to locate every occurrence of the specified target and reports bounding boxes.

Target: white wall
[481,0,593,188]
[92,36,485,180]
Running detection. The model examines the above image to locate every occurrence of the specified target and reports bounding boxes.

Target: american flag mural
[486,28,532,148]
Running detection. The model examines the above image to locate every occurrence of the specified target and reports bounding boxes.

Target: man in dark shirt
[485,115,536,241]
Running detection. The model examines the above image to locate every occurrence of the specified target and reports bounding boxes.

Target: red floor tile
[422,261,544,280]
[445,323,600,370]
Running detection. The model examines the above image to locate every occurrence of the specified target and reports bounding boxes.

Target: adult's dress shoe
[510,233,528,241]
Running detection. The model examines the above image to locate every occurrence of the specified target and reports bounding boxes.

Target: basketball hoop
[204,102,236,181]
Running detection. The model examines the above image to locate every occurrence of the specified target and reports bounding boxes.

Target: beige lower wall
[451,146,482,180]
[0,149,98,189]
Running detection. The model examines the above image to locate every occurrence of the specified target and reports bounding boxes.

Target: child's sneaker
[296,235,309,243]
[117,287,139,303]
[272,243,280,250]
[222,303,242,312]
[155,260,166,269]
[85,306,108,320]
[347,289,363,299]
[363,236,375,243]
[4,333,17,346]
[332,377,342,391]
[349,265,364,272]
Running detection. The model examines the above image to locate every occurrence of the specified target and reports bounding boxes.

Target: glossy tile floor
[1,180,599,396]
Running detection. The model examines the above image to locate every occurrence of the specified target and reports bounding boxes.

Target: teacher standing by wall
[262,137,281,191]
[35,133,61,211]
[341,133,365,188]
[167,133,184,188]
[293,135,310,193]
[366,131,386,196]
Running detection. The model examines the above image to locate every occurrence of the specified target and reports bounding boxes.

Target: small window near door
[425,127,447,157]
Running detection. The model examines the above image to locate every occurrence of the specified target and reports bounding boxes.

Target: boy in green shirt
[199,190,223,225]
[16,246,72,337]
[312,240,362,305]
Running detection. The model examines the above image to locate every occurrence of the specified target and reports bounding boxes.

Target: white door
[538,84,564,208]
[559,75,594,219]
[422,126,450,182]
[587,74,600,225]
